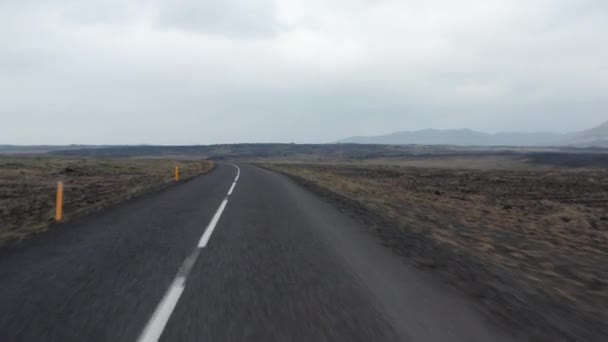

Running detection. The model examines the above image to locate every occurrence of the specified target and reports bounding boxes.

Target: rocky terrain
[0,157,213,244]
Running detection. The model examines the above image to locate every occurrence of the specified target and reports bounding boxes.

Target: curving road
[0,163,516,342]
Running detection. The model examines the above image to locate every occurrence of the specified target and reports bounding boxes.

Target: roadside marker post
[55,181,64,221]
[198,162,203,174]
[175,166,180,182]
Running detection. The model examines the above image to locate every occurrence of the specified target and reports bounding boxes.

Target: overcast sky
[1,0,607,144]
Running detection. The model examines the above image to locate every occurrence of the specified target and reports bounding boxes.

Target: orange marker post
[198,162,203,174]
[175,166,180,182]
[55,181,64,221]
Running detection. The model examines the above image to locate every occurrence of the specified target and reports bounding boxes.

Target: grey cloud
[0,0,607,144]
[156,0,284,38]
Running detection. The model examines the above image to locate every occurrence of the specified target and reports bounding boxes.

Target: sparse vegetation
[263,162,608,341]
[48,143,608,169]
[0,156,214,244]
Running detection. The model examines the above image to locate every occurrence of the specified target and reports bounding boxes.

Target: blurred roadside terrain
[2,143,607,341]
[261,162,608,341]
[0,157,213,243]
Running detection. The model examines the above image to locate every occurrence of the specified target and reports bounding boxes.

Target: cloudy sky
[1,0,607,144]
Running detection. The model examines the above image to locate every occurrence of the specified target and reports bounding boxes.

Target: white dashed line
[137,278,185,342]
[198,198,228,248]
[227,182,237,196]
[136,249,200,342]
[137,164,240,342]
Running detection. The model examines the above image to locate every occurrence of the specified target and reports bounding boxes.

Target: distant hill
[337,121,608,147]
[567,121,608,147]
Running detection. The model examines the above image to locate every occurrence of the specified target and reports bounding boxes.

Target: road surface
[0,163,516,341]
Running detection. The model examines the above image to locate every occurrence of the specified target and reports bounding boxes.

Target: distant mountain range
[337,121,608,147]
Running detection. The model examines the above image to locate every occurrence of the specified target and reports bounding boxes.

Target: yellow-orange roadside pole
[175,166,180,182]
[198,162,203,173]
[55,181,64,221]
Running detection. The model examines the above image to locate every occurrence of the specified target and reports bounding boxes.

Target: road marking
[235,165,240,180]
[136,249,200,342]
[198,199,228,248]
[137,164,240,342]
[229,165,240,196]
[228,182,237,195]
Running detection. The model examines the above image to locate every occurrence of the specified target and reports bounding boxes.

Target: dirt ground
[264,162,608,341]
[0,156,214,244]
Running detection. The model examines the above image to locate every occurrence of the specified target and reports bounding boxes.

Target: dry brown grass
[265,162,608,341]
[0,156,214,243]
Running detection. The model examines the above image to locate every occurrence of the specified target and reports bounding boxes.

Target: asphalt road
[0,163,517,342]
